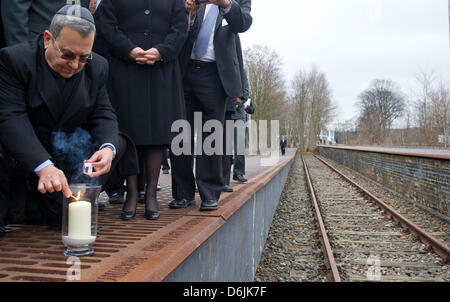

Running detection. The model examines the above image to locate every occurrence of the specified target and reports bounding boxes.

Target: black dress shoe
[233,174,248,183]
[222,185,233,192]
[162,168,170,174]
[108,191,125,204]
[200,199,218,211]
[138,191,145,204]
[144,199,160,220]
[120,209,136,220]
[168,198,196,209]
[144,210,160,220]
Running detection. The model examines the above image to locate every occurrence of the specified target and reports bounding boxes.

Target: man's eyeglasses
[52,38,93,64]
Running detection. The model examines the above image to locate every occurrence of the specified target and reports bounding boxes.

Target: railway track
[301,153,449,282]
[255,155,328,282]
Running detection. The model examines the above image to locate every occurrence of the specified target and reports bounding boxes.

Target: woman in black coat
[95,0,187,220]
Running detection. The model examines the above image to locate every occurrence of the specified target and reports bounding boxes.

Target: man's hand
[206,0,232,8]
[136,48,162,65]
[87,148,114,178]
[234,97,242,106]
[37,165,72,198]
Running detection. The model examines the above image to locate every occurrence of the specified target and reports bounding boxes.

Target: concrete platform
[0,149,296,282]
[319,145,450,160]
[317,145,449,220]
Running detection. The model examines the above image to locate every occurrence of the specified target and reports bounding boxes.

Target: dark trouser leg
[171,62,227,202]
[102,136,130,200]
[170,99,196,201]
[99,134,137,189]
[222,111,233,186]
[233,122,246,177]
[190,63,227,201]
[137,149,147,202]
[162,147,170,171]
[101,134,139,211]
[0,143,26,228]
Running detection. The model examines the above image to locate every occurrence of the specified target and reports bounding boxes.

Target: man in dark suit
[280,136,287,156]
[0,5,137,235]
[170,0,252,211]
[1,0,90,46]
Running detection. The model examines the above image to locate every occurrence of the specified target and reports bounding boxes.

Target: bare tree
[413,70,450,146]
[290,66,336,151]
[356,79,406,144]
[244,45,287,152]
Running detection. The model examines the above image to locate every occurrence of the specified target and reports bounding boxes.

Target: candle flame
[72,191,81,201]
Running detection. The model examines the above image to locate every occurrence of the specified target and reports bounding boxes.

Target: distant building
[319,129,336,145]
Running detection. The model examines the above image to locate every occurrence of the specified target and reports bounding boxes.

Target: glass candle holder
[62,183,102,257]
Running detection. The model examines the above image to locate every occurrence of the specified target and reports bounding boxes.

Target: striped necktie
[89,0,98,14]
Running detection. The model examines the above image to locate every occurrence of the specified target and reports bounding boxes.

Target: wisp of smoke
[51,128,97,184]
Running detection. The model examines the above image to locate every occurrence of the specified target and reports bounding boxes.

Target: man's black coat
[0,35,119,174]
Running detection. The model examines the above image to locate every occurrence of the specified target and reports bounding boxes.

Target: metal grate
[0,152,296,281]
[0,182,190,282]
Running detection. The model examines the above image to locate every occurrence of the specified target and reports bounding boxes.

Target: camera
[195,0,208,4]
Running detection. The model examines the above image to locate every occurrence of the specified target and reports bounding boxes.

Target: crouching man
[0,5,138,236]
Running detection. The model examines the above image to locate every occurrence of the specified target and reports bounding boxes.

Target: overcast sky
[240,0,450,127]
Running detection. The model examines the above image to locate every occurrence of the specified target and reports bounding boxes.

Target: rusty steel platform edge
[318,145,450,160]
[83,152,296,282]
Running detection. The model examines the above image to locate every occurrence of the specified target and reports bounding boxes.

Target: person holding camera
[94,0,188,220]
[169,0,252,211]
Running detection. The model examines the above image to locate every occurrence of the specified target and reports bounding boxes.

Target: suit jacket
[180,0,252,98]
[0,0,5,48]
[232,34,252,121]
[0,35,119,173]
[1,0,90,46]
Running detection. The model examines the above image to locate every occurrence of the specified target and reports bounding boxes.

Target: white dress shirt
[34,143,116,174]
[190,4,232,62]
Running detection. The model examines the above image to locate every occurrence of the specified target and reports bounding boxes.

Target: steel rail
[301,155,341,282]
[314,154,450,263]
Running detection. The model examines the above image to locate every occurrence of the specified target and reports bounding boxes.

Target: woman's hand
[129,47,146,61]
[136,48,162,65]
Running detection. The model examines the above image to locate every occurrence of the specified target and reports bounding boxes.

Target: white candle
[68,200,91,239]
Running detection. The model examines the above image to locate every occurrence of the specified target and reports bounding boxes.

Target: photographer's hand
[186,0,202,16]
